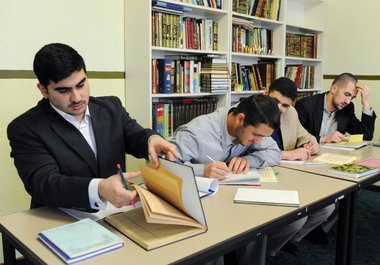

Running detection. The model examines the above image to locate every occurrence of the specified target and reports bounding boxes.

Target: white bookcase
[124,0,326,130]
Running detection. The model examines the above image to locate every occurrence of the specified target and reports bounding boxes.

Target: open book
[312,152,358,165]
[328,164,379,178]
[105,158,207,250]
[322,134,370,150]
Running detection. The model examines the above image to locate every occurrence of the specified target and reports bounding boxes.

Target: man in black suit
[7,43,177,212]
[295,72,376,143]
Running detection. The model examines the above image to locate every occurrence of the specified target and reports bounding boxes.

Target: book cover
[105,158,207,250]
[329,164,379,178]
[234,188,300,207]
[38,218,123,264]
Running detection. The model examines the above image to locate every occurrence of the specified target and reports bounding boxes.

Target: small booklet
[195,177,219,197]
[328,164,379,178]
[258,167,278,183]
[38,218,124,264]
[219,169,260,185]
[234,188,300,207]
[105,158,207,250]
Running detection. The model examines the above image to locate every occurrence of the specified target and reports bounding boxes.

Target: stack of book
[200,56,229,93]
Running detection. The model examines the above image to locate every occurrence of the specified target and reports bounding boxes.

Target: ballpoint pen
[206,155,216,162]
[116,164,136,208]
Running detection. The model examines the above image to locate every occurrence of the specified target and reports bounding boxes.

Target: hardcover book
[329,164,379,178]
[38,218,123,264]
[105,158,207,250]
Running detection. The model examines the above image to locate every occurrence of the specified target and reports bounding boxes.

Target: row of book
[152,55,229,94]
[152,11,218,51]
[286,32,317,59]
[285,64,315,90]
[231,60,276,91]
[152,97,218,137]
[176,0,223,9]
[232,22,273,55]
[233,0,281,20]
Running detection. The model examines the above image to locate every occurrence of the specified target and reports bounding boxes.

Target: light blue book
[38,218,124,264]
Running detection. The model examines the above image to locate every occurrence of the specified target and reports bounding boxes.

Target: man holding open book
[7,43,177,212]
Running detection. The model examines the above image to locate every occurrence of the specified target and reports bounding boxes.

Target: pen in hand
[116,163,136,208]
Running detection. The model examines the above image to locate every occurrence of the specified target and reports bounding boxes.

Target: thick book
[105,158,207,250]
[234,188,300,207]
[328,164,379,178]
[38,218,124,264]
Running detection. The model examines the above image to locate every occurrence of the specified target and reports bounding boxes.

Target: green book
[38,218,124,264]
[329,164,379,178]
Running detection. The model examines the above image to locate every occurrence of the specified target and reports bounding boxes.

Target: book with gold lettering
[105,158,207,250]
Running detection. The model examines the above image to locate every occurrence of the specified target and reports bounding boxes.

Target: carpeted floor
[267,186,380,265]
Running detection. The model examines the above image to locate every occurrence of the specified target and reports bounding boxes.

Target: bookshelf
[124,0,326,134]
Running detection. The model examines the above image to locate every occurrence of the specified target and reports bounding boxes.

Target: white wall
[324,0,380,140]
[0,1,125,262]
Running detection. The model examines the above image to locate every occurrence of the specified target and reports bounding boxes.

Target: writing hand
[204,161,229,180]
[303,139,319,154]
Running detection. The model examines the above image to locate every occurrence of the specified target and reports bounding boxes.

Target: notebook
[234,188,300,207]
[38,218,123,264]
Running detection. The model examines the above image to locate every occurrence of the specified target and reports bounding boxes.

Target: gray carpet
[267,186,380,265]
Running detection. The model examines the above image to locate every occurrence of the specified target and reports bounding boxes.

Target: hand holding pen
[204,155,229,180]
[117,164,136,208]
[98,169,139,208]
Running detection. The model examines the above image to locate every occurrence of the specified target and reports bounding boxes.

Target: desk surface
[0,167,356,265]
[280,145,380,186]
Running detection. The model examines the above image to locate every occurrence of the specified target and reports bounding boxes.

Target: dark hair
[268,77,297,101]
[234,94,280,130]
[332,73,358,87]
[33,43,86,87]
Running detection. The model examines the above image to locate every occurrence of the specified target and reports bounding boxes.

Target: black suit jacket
[295,92,376,142]
[7,96,157,211]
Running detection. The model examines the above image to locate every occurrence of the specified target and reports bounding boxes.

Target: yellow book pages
[347,134,363,143]
[105,208,205,250]
[139,162,190,216]
[134,184,204,229]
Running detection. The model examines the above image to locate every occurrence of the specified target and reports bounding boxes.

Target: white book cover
[234,188,300,207]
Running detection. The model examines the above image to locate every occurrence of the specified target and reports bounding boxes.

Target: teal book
[38,218,124,264]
